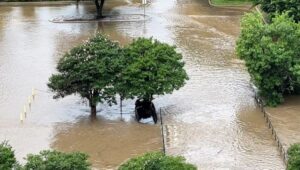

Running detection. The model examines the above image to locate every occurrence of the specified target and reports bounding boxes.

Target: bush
[288,144,300,170]
[236,12,300,106]
[24,150,91,170]
[118,152,197,170]
[0,141,17,170]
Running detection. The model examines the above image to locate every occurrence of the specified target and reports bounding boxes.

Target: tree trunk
[94,0,105,19]
[91,105,97,117]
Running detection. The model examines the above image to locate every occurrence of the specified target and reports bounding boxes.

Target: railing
[159,108,166,154]
[254,94,288,165]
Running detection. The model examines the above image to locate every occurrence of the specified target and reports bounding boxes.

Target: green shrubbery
[236,12,300,106]
[24,150,91,170]
[118,152,197,170]
[0,141,91,170]
[288,143,300,170]
[0,141,17,170]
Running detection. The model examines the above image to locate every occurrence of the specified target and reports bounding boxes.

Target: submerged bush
[118,152,197,170]
[0,141,17,170]
[288,144,300,170]
[236,12,300,106]
[24,150,91,170]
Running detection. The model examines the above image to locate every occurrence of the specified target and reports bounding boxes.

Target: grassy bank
[210,0,252,6]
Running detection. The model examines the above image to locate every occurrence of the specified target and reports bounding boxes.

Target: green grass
[210,0,252,6]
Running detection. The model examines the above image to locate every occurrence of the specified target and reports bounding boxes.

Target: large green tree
[48,35,122,117]
[115,38,188,123]
[236,12,300,106]
[117,37,188,102]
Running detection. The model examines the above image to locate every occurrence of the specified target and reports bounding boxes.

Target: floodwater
[266,96,300,152]
[0,0,287,169]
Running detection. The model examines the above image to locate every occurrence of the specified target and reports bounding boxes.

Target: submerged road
[0,0,285,169]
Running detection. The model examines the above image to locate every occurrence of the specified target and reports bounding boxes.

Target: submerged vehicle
[135,99,157,124]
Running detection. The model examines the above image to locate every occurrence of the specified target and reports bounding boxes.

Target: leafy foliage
[118,152,196,170]
[117,37,189,101]
[254,0,300,22]
[236,12,300,106]
[48,34,122,115]
[24,150,91,170]
[0,141,17,170]
[288,143,300,170]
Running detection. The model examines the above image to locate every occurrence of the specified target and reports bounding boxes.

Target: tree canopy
[254,0,300,22]
[116,37,189,101]
[236,12,300,106]
[48,34,122,116]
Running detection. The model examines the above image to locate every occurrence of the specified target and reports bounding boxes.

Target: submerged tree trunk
[91,105,97,117]
[94,0,105,19]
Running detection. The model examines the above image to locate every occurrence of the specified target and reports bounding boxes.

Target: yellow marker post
[28,96,32,109]
[20,112,24,122]
[23,105,27,118]
[32,88,36,100]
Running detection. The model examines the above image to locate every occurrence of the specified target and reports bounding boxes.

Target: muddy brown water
[266,96,300,154]
[0,0,287,169]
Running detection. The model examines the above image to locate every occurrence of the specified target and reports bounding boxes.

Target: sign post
[142,0,146,18]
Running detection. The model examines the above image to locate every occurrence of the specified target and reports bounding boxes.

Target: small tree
[117,38,188,122]
[236,12,300,106]
[24,150,91,170]
[287,143,300,170]
[48,34,122,117]
[118,152,197,170]
[0,141,17,170]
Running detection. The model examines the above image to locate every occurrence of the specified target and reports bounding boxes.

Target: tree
[0,141,17,170]
[24,150,91,170]
[254,0,300,22]
[287,143,300,170]
[118,152,197,170]
[117,38,188,122]
[48,34,122,117]
[236,12,300,106]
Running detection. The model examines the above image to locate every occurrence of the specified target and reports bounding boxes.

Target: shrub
[287,143,300,170]
[0,141,17,170]
[24,150,91,170]
[236,12,300,106]
[118,152,197,170]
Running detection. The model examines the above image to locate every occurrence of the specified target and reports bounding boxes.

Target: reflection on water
[0,0,288,169]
